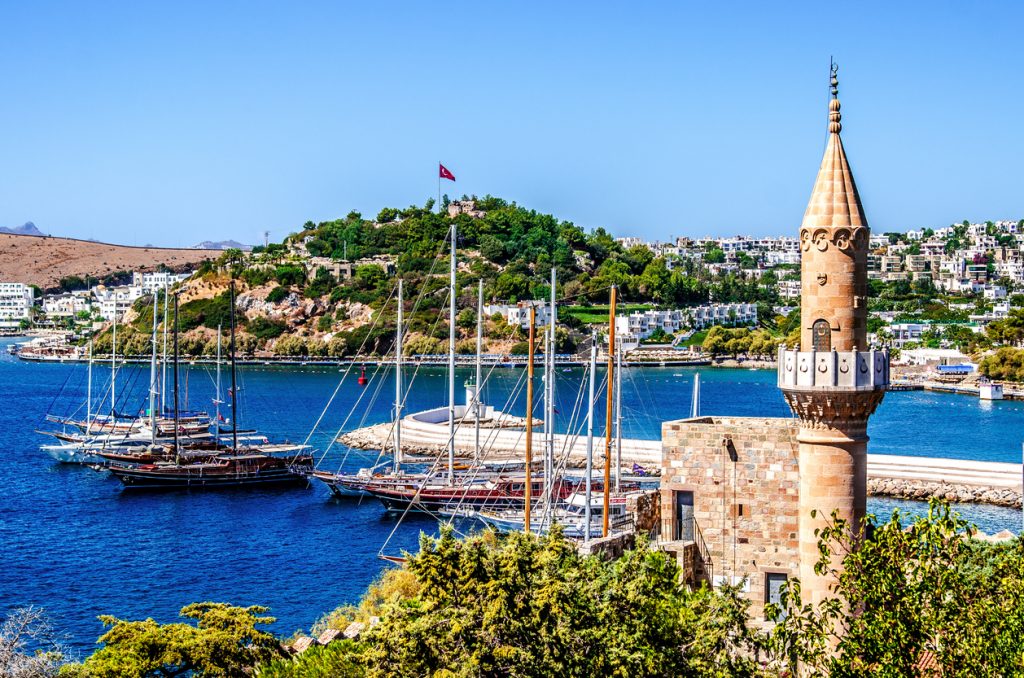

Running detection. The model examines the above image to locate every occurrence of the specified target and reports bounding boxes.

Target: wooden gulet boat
[107,283,313,490]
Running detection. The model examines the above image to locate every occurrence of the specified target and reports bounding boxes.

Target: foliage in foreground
[264,527,761,678]
[9,501,1024,677]
[62,603,285,678]
[0,606,66,678]
[765,501,1024,677]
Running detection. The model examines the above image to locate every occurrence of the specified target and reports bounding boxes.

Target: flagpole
[437,161,441,214]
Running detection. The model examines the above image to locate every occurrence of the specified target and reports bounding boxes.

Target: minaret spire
[798,59,869,352]
[777,64,889,608]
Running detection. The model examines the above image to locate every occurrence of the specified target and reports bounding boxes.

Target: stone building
[660,67,890,621]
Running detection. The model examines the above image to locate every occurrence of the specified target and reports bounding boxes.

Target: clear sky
[1,1,1021,247]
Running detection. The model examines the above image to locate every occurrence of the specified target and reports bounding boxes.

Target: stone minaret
[777,64,889,607]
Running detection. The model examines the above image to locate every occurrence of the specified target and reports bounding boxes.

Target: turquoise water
[0,338,1020,653]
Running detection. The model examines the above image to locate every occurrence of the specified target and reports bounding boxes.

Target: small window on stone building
[765,572,788,620]
[812,319,831,351]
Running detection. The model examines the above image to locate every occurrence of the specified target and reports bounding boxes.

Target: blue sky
[0,1,1021,246]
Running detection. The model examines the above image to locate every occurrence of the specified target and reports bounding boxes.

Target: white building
[983,284,1007,300]
[132,270,191,295]
[614,303,758,344]
[42,291,92,318]
[0,282,35,329]
[483,301,552,330]
[777,279,802,299]
[92,285,144,321]
[615,237,645,250]
[764,251,801,266]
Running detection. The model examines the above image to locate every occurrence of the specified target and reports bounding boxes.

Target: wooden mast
[474,279,483,464]
[446,223,456,483]
[394,279,403,473]
[172,294,180,464]
[524,306,536,534]
[149,293,158,445]
[603,284,617,537]
[229,281,238,452]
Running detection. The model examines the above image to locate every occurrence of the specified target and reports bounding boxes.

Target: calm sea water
[0,337,1020,653]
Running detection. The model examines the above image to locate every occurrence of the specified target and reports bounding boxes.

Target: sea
[0,336,1021,654]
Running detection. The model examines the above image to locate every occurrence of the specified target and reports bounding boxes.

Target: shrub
[249,316,287,340]
[266,286,289,304]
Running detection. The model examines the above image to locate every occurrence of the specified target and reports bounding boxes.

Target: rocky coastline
[868,477,1022,509]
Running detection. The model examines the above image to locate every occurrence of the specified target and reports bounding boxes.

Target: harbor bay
[1,338,1020,653]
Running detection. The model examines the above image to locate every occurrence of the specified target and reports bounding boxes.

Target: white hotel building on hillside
[0,283,35,329]
[42,291,92,318]
[483,300,552,329]
[132,271,192,295]
[93,285,144,322]
[614,303,758,345]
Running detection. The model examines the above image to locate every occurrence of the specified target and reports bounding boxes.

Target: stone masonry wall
[661,416,800,627]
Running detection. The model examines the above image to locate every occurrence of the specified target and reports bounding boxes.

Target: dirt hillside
[0,233,220,289]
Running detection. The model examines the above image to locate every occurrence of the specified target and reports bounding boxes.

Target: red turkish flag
[438,163,456,181]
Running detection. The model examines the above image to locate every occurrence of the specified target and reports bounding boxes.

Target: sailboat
[40,292,215,464]
[107,282,314,489]
[319,226,573,514]
[457,285,642,541]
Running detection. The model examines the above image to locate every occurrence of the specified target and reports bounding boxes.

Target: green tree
[356,527,760,677]
[764,501,1024,676]
[67,603,284,677]
[704,248,726,264]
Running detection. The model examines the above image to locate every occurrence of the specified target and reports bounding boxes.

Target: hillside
[95,196,775,359]
[0,233,220,289]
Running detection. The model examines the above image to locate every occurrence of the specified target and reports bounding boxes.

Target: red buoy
[357,366,368,386]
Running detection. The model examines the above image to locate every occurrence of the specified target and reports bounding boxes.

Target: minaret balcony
[777,347,889,392]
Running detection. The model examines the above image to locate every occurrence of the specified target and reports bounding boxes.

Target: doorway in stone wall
[673,490,694,541]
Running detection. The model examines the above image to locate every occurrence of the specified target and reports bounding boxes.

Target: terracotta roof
[801,95,868,232]
[917,649,940,675]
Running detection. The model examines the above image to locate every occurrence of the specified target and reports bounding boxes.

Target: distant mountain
[193,240,251,251]
[0,221,47,237]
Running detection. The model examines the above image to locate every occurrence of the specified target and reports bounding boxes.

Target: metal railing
[692,517,713,585]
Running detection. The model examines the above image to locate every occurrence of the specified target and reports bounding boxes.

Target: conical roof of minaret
[801,96,868,230]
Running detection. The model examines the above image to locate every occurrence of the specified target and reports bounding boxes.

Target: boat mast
[215,324,222,446]
[86,339,93,435]
[584,335,597,545]
[614,344,622,492]
[161,281,168,415]
[110,302,117,420]
[446,223,456,483]
[149,294,159,445]
[173,294,180,464]
[545,267,556,508]
[229,281,238,452]
[691,373,701,418]
[474,279,483,464]
[603,284,617,537]
[524,306,536,534]
[393,279,403,474]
